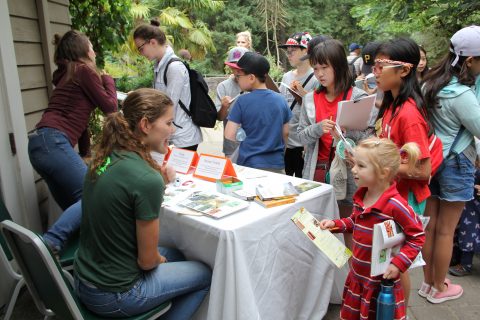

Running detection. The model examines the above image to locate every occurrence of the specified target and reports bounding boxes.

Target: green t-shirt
[74,151,165,292]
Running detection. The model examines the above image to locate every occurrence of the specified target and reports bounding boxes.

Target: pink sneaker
[427,282,463,304]
[418,282,431,298]
[418,278,451,298]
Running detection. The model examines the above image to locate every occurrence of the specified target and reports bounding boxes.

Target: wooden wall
[7,0,71,218]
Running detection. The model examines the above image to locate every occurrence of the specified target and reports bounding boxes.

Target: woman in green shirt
[73,88,211,319]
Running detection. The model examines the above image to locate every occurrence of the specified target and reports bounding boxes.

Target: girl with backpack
[297,39,370,249]
[420,25,480,304]
[134,20,202,151]
[373,37,443,309]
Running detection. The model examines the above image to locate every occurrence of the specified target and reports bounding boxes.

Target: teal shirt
[74,151,165,292]
[429,77,480,158]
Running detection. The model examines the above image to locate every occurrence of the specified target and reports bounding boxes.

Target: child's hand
[319,119,335,134]
[383,264,400,279]
[319,219,335,230]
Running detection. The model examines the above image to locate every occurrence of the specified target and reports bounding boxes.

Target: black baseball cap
[361,41,381,66]
[300,34,333,61]
[234,52,270,78]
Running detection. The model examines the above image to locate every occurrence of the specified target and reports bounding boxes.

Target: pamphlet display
[166,148,198,174]
[194,154,237,182]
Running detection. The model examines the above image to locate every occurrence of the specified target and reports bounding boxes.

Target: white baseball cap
[450,25,480,66]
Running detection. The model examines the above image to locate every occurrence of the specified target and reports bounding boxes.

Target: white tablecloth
[158,166,349,320]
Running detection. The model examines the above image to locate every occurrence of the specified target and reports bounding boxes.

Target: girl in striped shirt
[320,137,425,320]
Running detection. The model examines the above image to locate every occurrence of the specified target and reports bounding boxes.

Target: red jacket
[333,182,425,280]
[37,61,117,147]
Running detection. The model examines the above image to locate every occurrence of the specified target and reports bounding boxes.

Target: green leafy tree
[70,0,133,68]
[351,0,480,62]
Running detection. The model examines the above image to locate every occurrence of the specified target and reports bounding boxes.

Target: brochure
[291,207,351,268]
[294,181,322,194]
[177,191,249,219]
[256,182,299,201]
[371,217,429,276]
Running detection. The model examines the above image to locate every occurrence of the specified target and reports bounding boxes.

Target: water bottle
[376,279,395,320]
[236,128,246,141]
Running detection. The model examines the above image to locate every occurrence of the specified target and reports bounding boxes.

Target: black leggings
[284,147,304,177]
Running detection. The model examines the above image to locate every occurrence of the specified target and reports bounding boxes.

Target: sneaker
[418,278,451,298]
[448,264,472,277]
[427,282,463,304]
[418,282,431,298]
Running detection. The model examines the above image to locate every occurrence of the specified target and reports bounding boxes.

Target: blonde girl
[236,30,253,50]
[319,137,425,320]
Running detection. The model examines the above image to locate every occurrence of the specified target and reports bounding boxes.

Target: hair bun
[150,19,160,27]
[52,33,62,45]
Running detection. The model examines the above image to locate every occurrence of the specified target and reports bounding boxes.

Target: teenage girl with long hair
[420,25,480,303]
[373,37,443,309]
[30,30,117,253]
[74,88,212,319]
[28,30,117,211]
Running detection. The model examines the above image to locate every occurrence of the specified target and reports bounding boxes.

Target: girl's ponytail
[400,142,420,174]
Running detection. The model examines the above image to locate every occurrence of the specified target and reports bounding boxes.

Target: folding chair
[0,220,171,320]
[0,200,24,320]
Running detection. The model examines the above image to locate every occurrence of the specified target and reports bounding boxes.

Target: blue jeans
[28,127,87,210]
[43,200,82,252]
[75,247,212,320]
[429,152,475,202]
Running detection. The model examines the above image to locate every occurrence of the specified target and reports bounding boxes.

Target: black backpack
[163,58,217,128]
[348,56,360,82]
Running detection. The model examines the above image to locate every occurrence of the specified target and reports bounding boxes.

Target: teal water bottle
[376,279,395,320]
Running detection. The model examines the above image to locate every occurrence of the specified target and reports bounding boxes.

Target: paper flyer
[291,207,351,268]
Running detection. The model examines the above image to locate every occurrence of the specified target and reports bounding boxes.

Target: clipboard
[336,94,376,130]
[280,82,303,104]
[265,74,280,92]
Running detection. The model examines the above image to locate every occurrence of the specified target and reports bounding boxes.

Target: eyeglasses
[137,40,150,52]
[234,74,250,80]
[372,64,403,74]
[286,48,300,56]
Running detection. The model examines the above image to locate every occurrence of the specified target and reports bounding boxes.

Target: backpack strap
[289,72,315,111]
[348,56,360,65]
[448,126,465,157]
[163,58,191,119]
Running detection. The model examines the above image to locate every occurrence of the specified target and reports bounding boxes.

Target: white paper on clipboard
[337,94,376,130]
[334,125,354,153]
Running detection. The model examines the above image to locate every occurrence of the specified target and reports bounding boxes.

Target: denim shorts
[429,152,475,202]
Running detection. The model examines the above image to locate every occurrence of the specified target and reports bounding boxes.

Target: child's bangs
[309,44,331,66]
